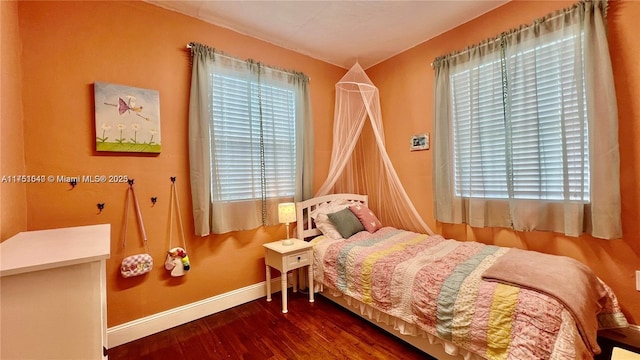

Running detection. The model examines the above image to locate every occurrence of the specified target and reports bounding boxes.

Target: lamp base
[282,223,294,246]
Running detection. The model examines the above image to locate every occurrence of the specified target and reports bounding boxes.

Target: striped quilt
[312,227,627,360]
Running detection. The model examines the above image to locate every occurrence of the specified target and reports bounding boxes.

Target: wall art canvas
[94,82,161,153]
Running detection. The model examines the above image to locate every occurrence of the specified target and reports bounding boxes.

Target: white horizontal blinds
[507,34,589,202]
[211,74,258,201]
[451,33,589,201]
[452,58,508,198]
[252,82,296,198]
[211,74,296,202]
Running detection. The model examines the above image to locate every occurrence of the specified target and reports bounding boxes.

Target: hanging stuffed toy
[166,177,190,277]
[165,246,190,277]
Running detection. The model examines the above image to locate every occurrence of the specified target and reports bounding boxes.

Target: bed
[295,194,628,360]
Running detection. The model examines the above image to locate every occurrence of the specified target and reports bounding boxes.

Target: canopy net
[315,63,433,235]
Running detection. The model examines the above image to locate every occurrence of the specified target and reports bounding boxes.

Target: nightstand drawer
[286,251,310,267]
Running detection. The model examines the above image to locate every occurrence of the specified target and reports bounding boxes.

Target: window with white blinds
[211,74,296,202]
[450,34,590,202]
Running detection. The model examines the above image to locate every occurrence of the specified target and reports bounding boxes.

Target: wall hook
[170,176,176,183]
[97,203,105,214]
[151,197,157,206]
[127,179,134,187]
[69,179,77,190]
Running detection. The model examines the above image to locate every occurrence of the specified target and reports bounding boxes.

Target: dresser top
[0,224,111,277]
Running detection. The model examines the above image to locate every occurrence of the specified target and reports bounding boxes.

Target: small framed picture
[410,133,429,151]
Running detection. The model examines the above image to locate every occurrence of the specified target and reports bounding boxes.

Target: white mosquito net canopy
[315,63,433,235]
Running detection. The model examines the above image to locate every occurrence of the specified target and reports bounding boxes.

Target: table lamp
[278,202,296,246]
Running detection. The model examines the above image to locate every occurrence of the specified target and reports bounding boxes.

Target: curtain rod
[185,43,310,81]
[430,0,590,68]
[430,36,502,68]
[186,43,238,63]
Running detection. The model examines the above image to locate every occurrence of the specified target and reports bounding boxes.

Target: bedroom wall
[368,0,640,324]
[15,1,343,327]
[1,0,28,241]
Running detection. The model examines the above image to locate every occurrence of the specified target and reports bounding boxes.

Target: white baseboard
[107,277,284,348]
[106,277,640,350]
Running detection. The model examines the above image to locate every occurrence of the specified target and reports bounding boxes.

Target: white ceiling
[146,0,509,69]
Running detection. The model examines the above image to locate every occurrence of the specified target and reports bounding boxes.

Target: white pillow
[309,199,351,239]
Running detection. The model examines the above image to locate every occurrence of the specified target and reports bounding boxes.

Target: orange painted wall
[1,0,28,241]
[16,1,343,327]
[13,0,639,331]
[369,0,640,324]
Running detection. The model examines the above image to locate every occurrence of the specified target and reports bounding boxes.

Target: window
[188,43,313,235]
[450,34,590,202]
[211,74,296,202]
[433,2,621,239]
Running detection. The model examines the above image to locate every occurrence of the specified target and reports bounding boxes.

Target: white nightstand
[263,238,314,313]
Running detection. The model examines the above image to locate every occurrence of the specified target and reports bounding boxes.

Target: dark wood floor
[108,290,432,360]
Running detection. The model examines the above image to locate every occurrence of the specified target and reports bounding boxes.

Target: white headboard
[295,193,368,241]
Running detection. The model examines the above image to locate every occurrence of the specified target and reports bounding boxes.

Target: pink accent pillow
[348,203,383,233]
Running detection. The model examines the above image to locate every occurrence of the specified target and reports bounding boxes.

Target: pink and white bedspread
[311,227,628,360]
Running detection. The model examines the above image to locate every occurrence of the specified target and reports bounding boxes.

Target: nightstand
[596,327,640,360]
[263,238,314,313]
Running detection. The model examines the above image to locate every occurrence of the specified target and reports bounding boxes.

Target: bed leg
[292,269,298,293]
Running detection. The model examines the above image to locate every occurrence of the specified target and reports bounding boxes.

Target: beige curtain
[433,0,621,239]
[188,43,314,236]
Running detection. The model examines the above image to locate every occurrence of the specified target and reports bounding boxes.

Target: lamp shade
[278,202,296,224]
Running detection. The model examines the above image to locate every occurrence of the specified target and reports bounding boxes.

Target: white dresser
[0,224,110,360]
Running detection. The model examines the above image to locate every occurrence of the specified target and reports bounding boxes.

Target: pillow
[309,199,351,239]
[349,203,383,233]
[327,208,365,239]
[313,213,343,240]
